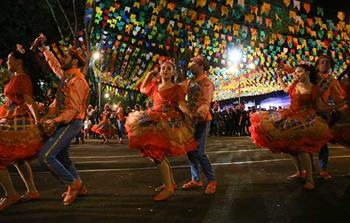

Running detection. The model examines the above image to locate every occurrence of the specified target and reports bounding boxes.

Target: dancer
[180,55,217,194]
[115,101,125,143]
[249,64,332,190]
[33,34,90,206]
[91,104,116,144]
[83,116,92,139]
[312,55,346,180]
[0,45,43,210]
[125,60,196,201]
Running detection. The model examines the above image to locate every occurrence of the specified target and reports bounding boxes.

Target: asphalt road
[1,136,350,223]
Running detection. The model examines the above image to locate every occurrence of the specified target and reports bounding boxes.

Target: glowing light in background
[247,63,256,70]
[92,51,101,60]
[228,49,242,64]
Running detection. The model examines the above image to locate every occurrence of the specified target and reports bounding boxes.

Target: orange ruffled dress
[0,74,43,169]
[249,82,331,154]
[91,111,116,136]
[331,78,350,146]
[125,81,197,162]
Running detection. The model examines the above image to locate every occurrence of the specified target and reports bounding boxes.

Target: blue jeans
[317,112,329,171]
[187,122,215,182]
[117,119,125,137]
[38,120,83,185]
[319,144,329,170]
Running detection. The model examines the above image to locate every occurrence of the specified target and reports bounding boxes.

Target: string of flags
[84,0,350,100]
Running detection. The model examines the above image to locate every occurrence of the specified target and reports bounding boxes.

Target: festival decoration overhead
[86,0,350,101]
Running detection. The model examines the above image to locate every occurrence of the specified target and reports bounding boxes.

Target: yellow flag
[221,6,229,16]
[196,0,207,8]
[226,0,234,7]
[245,14,254,23]
[289,10,296,19]
[283,0,290,7]
[261,2,271,14]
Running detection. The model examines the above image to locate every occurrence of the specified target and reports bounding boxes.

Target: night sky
[0,0,349,59]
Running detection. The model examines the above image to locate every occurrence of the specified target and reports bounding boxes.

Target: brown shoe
[154,183,178,192]
[287,170,307,180]
[153,188,174,201]
[63,181,82,206]
[204,181,217,194]
[182,180,203,190]
[20,191,40,202]
[61,181,87,198]
[0,193,21,211]
[78,185,88,196]
[320,171,332,180]
[304,181,315,190]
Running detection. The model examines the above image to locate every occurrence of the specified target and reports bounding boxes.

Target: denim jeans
[317,112,329,171]
[187,121,215,182]
[38,120,83,185]
[319,144,329,170]
[117,119,125,138]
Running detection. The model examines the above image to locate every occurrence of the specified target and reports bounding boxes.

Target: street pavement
[1,136,350,223]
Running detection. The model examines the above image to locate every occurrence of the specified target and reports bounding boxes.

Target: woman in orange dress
[125,61,197,201]
[91,104,116,144]
[0,45,43,210]
[249,64,332,190]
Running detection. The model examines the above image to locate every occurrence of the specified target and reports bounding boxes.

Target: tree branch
[56,0,76,43]
[45,0,64,40]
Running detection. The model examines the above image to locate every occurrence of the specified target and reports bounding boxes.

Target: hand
[30,33,47,51]
[147,70,158,77]
[183,110,193,119]
[0,118,6,124]
[195,110,206,120]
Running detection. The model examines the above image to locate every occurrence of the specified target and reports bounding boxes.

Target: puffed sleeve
[5,75,33,104]
[287,81,298,95]
[143,80,157,98]
[18,75,34,96]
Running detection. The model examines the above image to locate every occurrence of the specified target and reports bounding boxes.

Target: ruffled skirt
[91,122,116,136]
[0,123,43,169]
[249,109,331,154]
[0,102,44,169]
[125,110,197,161]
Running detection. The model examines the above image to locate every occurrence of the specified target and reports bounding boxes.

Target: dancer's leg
[13,161,39,193]
[154,159,174,201]
[298,152,315,190]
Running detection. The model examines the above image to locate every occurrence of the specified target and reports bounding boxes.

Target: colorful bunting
[88,0,350,101]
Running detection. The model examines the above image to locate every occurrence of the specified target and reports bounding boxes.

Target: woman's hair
[295,64,318,84]
[10,44,46,101]
[160,60,176,70]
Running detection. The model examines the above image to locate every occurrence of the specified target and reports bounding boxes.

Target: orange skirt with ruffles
[125,110,197,162]
[249,110,331,154]
[91,123,116,136]
[0,127,43,169]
